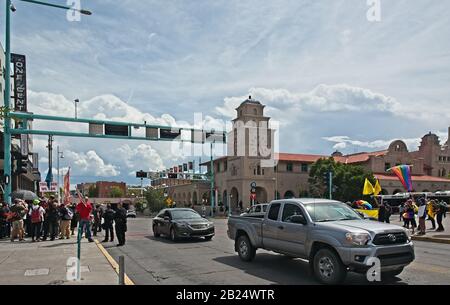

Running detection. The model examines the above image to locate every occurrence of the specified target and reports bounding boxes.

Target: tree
[308,158,376,203]
[144,188,166,213]
[88,185,98,198]
[109,186,124,198]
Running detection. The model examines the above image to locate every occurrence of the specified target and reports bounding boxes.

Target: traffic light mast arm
[9,112,226,143]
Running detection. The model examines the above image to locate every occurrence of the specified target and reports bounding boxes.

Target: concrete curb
[94,240,135,285]
[412,236,450,245]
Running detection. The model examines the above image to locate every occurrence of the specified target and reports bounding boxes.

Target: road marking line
[94,240,134,285]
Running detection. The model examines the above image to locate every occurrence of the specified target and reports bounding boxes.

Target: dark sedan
[152,208,215,242]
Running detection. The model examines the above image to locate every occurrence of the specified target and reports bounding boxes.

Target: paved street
[0,238,118,285]
[102,217,450,285]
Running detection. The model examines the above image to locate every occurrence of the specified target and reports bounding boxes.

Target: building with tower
[160,97,450,211]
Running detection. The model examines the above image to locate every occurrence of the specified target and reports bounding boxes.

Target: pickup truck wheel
[313,248,347,285]
[237,235,256,262]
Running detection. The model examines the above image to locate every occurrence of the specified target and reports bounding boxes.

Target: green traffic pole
[3,0,12,205]
[77,225,82,281]
[329,171,333,200]
[210,141,215,218]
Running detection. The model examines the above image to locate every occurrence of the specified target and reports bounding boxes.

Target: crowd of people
[347,196,447,236]
[0,195,128,247]
[399,197,447,235]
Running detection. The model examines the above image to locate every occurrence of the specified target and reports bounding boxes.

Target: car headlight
[208,222,214,227]
[345,232,371,246]
[405,229,412,241]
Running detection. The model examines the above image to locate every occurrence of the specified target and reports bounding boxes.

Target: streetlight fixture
[2,0,92,204]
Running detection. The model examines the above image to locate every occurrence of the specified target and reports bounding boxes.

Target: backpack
[31,208,42,224]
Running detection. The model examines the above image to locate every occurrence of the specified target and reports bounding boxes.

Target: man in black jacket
[92,204,103,237]
[114,203,127,247]
[44,199,60,241]
[102,204,115,243]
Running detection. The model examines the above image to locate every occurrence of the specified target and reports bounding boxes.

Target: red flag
[63,168,71,205]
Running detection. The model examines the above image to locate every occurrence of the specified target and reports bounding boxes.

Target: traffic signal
[16,153,28,175]
[136,171,148,178]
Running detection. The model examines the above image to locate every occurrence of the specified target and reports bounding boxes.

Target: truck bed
[228,215,264,247]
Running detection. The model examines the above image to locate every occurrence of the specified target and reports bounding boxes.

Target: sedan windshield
[171,210,202,220]
[306,202,363,222]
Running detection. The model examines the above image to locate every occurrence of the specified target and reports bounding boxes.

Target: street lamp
[56,146,64,204]
[74,99,80,119]
[2,0,92,204]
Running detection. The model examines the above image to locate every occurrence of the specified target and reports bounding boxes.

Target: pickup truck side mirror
[164,216,170,221]
[290,215,307,225]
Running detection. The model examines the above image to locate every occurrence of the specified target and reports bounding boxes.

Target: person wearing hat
[29,200,45,242]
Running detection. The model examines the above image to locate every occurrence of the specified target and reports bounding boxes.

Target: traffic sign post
[250,182,257,206]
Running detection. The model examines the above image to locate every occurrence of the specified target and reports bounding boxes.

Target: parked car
[228,199,415,285]
[240,203,269,217]
[153,208,215,242]
[126,207,137,218]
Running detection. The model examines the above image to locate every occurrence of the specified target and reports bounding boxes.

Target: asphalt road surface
[102,217,450,285]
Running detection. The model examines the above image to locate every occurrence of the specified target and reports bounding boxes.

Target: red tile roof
[275,150,388,164]
[276,153,327,163]
[375,173,450,183]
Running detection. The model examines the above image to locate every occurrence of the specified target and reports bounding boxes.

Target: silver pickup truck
[227,199,415,284]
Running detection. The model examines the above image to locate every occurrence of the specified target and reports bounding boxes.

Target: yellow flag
[363,178,374,195]
[374,179,382,196]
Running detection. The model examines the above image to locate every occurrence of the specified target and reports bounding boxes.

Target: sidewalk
[390,213,450,245]
[0,237,119,285]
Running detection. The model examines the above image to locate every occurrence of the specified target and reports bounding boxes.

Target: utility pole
[56,146,64,203]
[210,140,215,218]
[45,135,54,188]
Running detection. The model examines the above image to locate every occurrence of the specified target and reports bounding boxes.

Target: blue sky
[1,0,449,186]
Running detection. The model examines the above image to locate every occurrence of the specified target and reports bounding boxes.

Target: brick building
[77,181,127,198]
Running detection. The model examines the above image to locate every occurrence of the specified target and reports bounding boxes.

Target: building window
[385,163,391,171]
[217,163,221,173]
[224,160,228,171]
[301,163,308,173]
[287,163,293,172]
[262,169,265,175]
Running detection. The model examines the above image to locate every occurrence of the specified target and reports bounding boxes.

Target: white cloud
[216,84,401,119]
[65,150,120,177]
[322,131,449,152]
[118,144,165,172]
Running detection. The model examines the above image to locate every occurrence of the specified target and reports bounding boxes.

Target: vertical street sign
[11,53,27,112]
[20,134,29,156]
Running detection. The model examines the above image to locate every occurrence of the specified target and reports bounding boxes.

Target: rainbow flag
[387,165,413,192]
